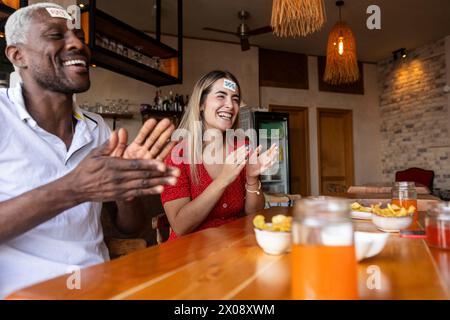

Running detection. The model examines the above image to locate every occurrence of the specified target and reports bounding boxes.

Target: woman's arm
[164,177,229,235]
[244,144,279,214]
[244,176,265,214]
[164,146,248,236]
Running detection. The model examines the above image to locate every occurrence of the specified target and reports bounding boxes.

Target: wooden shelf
[97,112,134,130]
[91,46,179,86]
[141,110,184,126]
[83,0,183,87]
[94,9,177,59]
[97,112,134,120]
[142,110,184,118]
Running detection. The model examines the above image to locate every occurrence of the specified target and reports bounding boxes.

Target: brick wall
[377,38,450,190]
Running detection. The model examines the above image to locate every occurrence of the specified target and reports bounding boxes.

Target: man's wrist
[58,173,86,205]
[40,177,82,213]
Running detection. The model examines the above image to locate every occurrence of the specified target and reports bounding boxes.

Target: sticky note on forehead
[223,79,237,92]
[45,7,72,20]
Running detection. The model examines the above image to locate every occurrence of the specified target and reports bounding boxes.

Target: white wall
[160,36,260,107]
[260,57,382,195]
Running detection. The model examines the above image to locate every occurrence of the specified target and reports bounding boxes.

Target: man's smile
[60,56,89,73]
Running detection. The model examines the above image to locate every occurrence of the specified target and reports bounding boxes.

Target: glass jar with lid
[426,202,450,250]
[392,181,418,222]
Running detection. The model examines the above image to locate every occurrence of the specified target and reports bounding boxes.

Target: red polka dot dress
[161,149,246,240]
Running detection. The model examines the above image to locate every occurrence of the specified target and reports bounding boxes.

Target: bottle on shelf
[174,94,180,112]
[156,89,163,111]
[153,89,159,111]
[162,96,169,111]
[178,95,184,113]
[169,91,174,111]
[144,90,188,114]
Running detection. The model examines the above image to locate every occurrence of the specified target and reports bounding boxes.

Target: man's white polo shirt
[0,85,111,298]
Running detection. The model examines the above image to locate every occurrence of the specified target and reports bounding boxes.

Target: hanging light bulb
[338,36,344,55]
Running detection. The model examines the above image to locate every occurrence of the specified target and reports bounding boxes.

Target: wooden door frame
[316,108,355,195]
[269,104,311,196]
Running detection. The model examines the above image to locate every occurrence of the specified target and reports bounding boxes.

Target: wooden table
[347,183,430,195]
[7,207,450,300]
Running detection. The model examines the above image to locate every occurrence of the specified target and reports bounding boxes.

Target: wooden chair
[101,195,170,257]
[104,238,147,258]
[152,213,171,244]
[395,167,435,193]
[100,203,147,258]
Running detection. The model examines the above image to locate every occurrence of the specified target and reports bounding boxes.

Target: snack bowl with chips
[253,215,292,255]
[371,203,414,232]
[350,202,373,220]
[372,215,413,232]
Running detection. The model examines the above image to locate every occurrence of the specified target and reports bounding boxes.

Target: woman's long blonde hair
[177,70,242,185]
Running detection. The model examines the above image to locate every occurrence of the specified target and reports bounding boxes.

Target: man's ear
[5,45,27,69]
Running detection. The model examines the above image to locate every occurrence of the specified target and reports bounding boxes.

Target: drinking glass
[292,197,358,300]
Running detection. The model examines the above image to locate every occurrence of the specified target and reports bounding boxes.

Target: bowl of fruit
[253,214,292,255]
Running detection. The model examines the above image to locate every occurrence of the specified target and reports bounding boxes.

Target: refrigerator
[253,112,290,194]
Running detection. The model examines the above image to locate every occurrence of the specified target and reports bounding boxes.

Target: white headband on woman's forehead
[45,7,72,20]
[223,79,237,92]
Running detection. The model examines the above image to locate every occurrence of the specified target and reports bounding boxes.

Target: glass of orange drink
[291,197,358,300]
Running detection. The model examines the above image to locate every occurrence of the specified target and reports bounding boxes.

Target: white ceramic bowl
[354,231,389,261]
[351,210,373,220]
[372,214,413,232]
[254,227,291,255]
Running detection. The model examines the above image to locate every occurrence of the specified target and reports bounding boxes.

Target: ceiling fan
[203,10,272,51]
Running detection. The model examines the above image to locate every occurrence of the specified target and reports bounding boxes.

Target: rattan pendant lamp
[271,0,327,37]
[324,0,359,85]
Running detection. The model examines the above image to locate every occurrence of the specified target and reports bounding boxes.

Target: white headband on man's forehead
[223,79,237,92]
[45,7,72,20]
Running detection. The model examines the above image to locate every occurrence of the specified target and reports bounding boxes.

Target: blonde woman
[161,70,278,239]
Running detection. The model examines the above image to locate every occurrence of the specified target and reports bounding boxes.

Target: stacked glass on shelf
[140,90,189,114]
[95,33,162,70]
[79,99,134,115]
